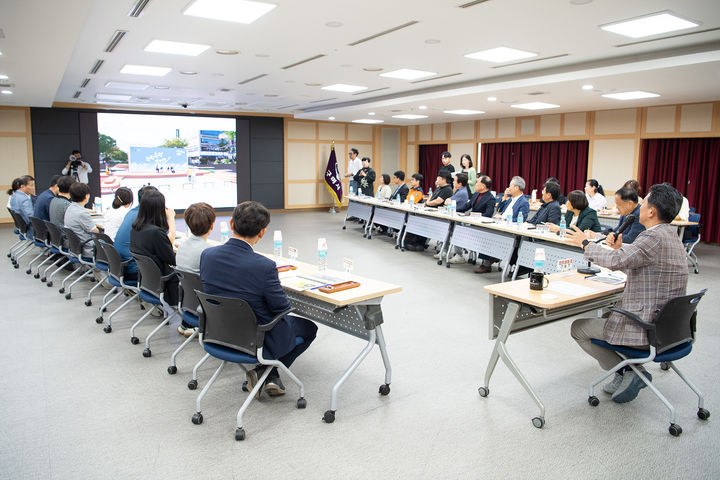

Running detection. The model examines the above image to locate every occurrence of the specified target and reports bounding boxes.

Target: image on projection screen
[97,113,237,210]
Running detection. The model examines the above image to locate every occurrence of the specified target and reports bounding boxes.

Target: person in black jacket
[130,189,179,306]
[353,157,376,196]
[389,170,409,202]
[458,175,496,216]
[438,151,454,178]
[528,181,562,225]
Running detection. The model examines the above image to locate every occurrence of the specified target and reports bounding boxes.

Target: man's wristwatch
[581,239,590,249]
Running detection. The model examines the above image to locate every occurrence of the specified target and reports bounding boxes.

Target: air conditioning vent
[80,78,90,88]
[458,0,490,8]
[309,98,337,103]
[491,54,569,69]
[73,91,82,98]
[282,54,326,70]
[348,21,419,46]
[89,59,104,74]
[128,0,151,17]
[353,87,390,95]
[104,30,127,53]
[410,72,462,84]
[237,74,267,85]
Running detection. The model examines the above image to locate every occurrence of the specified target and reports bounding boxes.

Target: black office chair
[6,208,30,263]
[60,228,97,300]
[166,268,204,375]
[683,212,701,274]
[97,240,139,333]
[84,232,114,307]
[587,289,709,436]
[7,210,34,268]
[26,216,52,276]
[190,291,307,441]
[130,253,179,358]
[43,222,74,288]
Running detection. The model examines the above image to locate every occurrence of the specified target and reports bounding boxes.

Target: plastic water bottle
[448,199,456,216]
[427,187,432,198]
[516,211,524,229]
[317,238,328,271]
[220,222,229,244]
[349,185,354,197]
[559,216,566,238]
[408,195,415,209]
[531,189,537,203]
[273,230,282,260]
[505,211,512,225]
[93,197,102,214]
[533,247,546,272]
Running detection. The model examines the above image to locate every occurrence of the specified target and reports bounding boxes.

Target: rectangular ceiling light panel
[444,109,484,115]
[601,12,698,38]
[105,81,149,90]
[380,69,437,80]
[392,114,428,119]
[601,91,660,100]
[322,84,368,93]
[120,64,172,76]
[144,39,210,56]
[465,46,537,63]
[183,0,276,24]
[510,102,560,110]
[96,93,133,101]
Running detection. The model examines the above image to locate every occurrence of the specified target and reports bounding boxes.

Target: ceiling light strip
[281,54,326,70]
[352,87,390,95]
[614,27,720,47]
[278,104,299,109]
[410,72,462,84]
[237,73,267,85]
[89,59,104,74]
[309,98,338,103]
[73,91,82,99]
[490,53,569,69]
[348,21,419,46]
[458,0,490,8]
[128,0,151,17]
[104,30,128,53]
[80,78,90,88]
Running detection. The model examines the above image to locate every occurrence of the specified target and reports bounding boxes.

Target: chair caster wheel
[669,423,682,436]
[242,381,248,392]
[446,264,450,268]
[323,410,335,423]
[167,365,177,375]
[401,248,405,252]
[40,277,46,282]
[362,234,366,238]
[13,264,19,269]
[660,362,670,371]
[59,288,65,294]
[130,336,139,345]
[65,293,72,300]
[394,245,399,249]
[478,386,489,397]
[342,226,346,230]
[235,428,245,441]
[191,413,203,425]
[297,398,307,409]
[379,384,390,396]
[85,300,92,306]
[142,348,151,358]
[25,269,31,274]
[188,380,198,390]
[698,408,710,420]
[34,274,40,279]
[588,396,599,407]
[532,416,545,429]
[96,317,103,324]
[103,325,112,333]
[437,260,442,265]
[47,282,53,287]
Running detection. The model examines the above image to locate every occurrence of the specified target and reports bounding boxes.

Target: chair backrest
[132,253,166,297]
[175,268,203,315]
[8,209,29,234]
[99,240,125,281]
[652,289,706,353]
[45,221,66,250]
[684,213,701,242]
[195,291,260,356]
[63,228,85,258]
[30,216,49,244]
[91,232,113,264]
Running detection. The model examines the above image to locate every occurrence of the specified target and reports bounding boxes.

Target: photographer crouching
[62,150,93,184]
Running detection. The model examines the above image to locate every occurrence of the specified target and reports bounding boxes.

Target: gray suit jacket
[584,223,688,346]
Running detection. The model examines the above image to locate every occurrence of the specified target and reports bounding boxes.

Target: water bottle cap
[318,238,327,250]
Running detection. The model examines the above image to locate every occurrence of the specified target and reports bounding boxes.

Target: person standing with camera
[62,150,93,184]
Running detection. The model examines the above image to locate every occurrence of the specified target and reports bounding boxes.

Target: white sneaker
[449,254,466,264]
[433,252,442,259]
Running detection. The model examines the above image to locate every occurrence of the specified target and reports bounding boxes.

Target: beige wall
[0,107,34,224]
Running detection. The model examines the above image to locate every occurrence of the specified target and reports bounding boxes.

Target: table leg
[376,325,392,387]
[677,226,686,238]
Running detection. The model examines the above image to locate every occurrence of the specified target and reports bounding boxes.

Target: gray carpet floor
[1,211,718,479]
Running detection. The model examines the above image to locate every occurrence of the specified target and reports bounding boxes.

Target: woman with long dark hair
[585,178,607,211]
[103,187,133,240]
[130,190,178,306]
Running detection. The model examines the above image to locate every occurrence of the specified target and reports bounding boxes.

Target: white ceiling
[1,0,720,125]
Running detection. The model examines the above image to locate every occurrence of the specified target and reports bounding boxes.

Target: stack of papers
[280,273,345,292]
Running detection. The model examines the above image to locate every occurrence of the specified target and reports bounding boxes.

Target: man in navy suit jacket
[528,181,562,226]
[496,176,530,221]
[603,187,645,244]
[389,170,409,202]
[200,201,317,396]
[458,175,496,216]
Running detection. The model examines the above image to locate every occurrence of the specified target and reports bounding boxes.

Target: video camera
[68,154,83,169]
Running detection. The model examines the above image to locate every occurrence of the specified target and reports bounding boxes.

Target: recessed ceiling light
[96,93,132,101]
[511,102,560,110]
[105,81,149,90]
[183,0,276,24]
[392,114,428,120]
[425,39,441,45]
[322,84,368,93]
[380,69,437,80]
[581,84,594,90]
[600,12,698,38]
[363,67,383,72]
[154,85,170,89]
[264,94,278,97]
[601,91,660,100]
[144,39,210,56]
[418,105,427,110]
[444,109,484,115]
[0,74,7,80]
[368,112,376,116]
[352,119,384,124]
[1,90,12,95]
[464,46,537,63]
[219,88,232,92]
[487,96,497,101]
[328,116,336,120]
[121,64,171,76]
[179,71,198,75]
[216,49,239,55]
[325,21,343,27]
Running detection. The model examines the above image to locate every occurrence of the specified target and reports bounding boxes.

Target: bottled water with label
[273,230,282,260]
[317,238,328,271]
[559,216,566,238]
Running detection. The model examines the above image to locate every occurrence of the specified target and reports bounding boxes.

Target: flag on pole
[324,144,343,204]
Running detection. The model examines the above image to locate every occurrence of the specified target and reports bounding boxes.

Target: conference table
[480,271,624,428]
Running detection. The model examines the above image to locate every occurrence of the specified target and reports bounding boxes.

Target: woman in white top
[584,178,607,211]
[460,154,477,194]
[376,174,392,200]
[103,187,133,240]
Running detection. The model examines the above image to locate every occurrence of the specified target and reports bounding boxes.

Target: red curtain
[481,141,589,195]
[639,138,720,243]
[418,144,448,189]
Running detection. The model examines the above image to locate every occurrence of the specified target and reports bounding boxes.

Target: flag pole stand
[328,206,337,214]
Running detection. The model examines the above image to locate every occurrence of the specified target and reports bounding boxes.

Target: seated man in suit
[528,181,562,226]
[9,174,36,239]
[33,175,61,222]
[567,183,687,403]
[458,175,496,216]
[603,186,645,244]
[496,176,530,222]
[545,177,566,205]
[389,170,409,202]
[200,201,318,396]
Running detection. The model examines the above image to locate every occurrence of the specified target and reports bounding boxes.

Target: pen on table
[310,284,331,290]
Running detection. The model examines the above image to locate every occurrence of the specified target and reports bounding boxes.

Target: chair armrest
[609,307,656,331]
[258,307,295,332]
